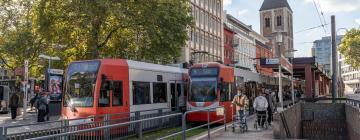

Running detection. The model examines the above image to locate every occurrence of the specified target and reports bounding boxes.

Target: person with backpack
[35,92,48,122]
[9,91,20,120]
[232,84,249,129]
[253,90,268,129]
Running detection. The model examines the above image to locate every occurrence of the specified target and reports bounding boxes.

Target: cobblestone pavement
[0,108,61,135]
[191,115,274,140]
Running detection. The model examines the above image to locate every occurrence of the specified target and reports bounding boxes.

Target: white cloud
[238,9,248,16]
[224,0,232,7]
[356,18,360,25]
[304,0,360,13]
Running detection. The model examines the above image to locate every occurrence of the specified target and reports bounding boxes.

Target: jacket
[253,95,268,111]
[36,96,48,110]
[232,93,249,111]
[9,93,19,108]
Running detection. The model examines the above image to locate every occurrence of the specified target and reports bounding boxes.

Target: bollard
[0,127,4,140]
[182,113,187,140]
[207,109,210,139]
[224,107,227,131]
[158,109,163,128]
[135,111,143,139]
[104,115,110,140]
[61,119,69,140]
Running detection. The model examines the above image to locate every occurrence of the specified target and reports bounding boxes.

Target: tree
[339,28,360,68]
[0,0,48,77]
[33,0,193,65]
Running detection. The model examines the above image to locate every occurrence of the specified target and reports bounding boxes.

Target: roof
[260,0,292,12]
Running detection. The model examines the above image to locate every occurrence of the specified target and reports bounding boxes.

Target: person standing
[45,92,50,121]
[9,91,20,120]
[253,91,268,129]
[265,90,274,125]
[36,92,47,122]
[232,84,249,129]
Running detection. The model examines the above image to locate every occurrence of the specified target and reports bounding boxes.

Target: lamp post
[275,32,283,110]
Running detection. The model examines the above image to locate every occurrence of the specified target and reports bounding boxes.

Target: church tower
[260,0,293,58]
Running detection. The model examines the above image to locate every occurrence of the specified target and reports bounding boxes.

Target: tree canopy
[0,0,193,77]
[339,28,360,68]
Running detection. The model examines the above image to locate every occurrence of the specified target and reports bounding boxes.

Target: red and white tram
[62,59,187,123]
[186,62,235,123]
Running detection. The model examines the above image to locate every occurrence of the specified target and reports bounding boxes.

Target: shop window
[133,82,150,105]
[153,83,167,103]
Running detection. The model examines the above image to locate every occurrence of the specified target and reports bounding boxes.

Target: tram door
[170,83,182,111]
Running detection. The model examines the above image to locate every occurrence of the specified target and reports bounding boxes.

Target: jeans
[38,109,46,122]
[237,110,247,128]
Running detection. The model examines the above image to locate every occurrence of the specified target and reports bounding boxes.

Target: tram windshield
[189,78,217,102]
[64,61,100,107]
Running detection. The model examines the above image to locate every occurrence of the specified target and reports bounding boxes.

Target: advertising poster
[49,75,63,101]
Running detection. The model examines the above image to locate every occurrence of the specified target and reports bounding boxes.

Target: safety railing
[158,106,226,140]
[0,107,179,140]
[21,106,226,140]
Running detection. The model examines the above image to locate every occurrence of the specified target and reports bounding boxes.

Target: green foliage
[0,0,193,78]
[339,28,360,68]
[33,0,193,65]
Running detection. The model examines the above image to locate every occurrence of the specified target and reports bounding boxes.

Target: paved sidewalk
[0,108,61,135]
[190,115,273,140]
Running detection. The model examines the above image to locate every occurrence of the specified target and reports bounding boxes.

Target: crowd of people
[232,84,295,131]
[8,84,51,122]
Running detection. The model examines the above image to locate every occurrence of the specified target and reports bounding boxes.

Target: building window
[112,81,123,106]
[99,80,111,107]
[277,16,282,26]
[265,18,270,27]
[133,82,150,105]
[153,82,167,103]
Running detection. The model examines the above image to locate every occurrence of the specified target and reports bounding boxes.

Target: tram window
[0,86,3,100]
[112,81,123,106]
[133,82,151,105]
[99,80,110,107]
[153,83,167,103]
[220,83,230,101]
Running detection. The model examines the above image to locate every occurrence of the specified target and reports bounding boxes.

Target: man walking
[9,90,20,120]
[232,84,249,130]
[253,91,268,129]
[265,89,274,125]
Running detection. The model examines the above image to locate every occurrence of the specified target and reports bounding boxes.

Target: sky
[224,0,360,57]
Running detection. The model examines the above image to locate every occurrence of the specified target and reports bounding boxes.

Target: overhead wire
[316,0,327,26]
[295,23,329,34]
[312,0,327,35]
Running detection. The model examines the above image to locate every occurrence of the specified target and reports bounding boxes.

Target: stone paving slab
[0,108,61,134]
[191,115,274,140]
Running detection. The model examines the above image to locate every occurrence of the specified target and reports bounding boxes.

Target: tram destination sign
[190,67,218,77]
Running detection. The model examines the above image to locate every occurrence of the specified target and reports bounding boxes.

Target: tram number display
[216,108,224,116]
[190,68,218,76]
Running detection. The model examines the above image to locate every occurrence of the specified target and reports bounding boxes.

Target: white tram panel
[127,60,187,113]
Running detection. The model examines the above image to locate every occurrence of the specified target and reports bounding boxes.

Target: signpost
[23,60,28,119]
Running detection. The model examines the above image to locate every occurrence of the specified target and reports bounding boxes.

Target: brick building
[223,24,235,65]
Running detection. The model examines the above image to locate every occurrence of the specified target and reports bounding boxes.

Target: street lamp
[275,32,284,110]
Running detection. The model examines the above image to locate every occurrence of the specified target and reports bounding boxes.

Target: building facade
[225,14,256,72]
[223,25,235,65]
[259,0,294,58]
[312,36,343,75]
[180,0,223,63]
[339,53,360,94]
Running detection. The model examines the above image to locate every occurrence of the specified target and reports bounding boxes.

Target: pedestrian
[265,89,274,125]
[253,90,268,129]
[231,84,249,129]
[35,92,47,122]
[9,90,20,120]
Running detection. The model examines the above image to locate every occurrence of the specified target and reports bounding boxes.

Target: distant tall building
[179,0,223,63]
[259,0,294,58]
[312,36,342,75]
